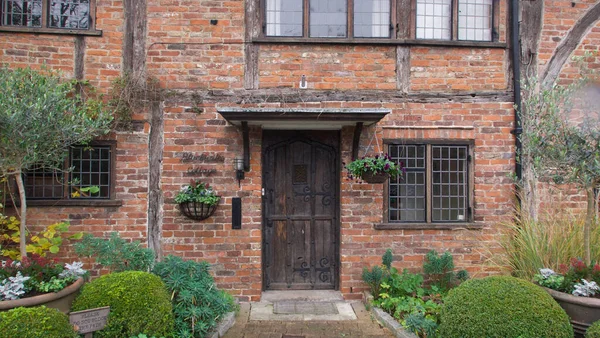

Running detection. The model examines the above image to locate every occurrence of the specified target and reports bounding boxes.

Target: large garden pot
[544,287,600,336]
[0,277,84,314]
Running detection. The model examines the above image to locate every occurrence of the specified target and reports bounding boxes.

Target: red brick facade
[1,0,598,301]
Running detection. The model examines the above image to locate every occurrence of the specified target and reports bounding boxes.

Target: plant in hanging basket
[345,154,404,183]
[175,180,221,221]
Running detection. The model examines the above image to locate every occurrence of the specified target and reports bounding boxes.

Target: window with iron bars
[386,142,473,223]
[24,144,113,200]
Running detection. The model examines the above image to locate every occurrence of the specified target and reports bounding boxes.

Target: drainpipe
[511,0,523,182]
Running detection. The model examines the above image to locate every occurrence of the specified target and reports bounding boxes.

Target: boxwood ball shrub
[0,306,78,338]
[71,271,174,337]
[438,275,572,338]
[587,321,600,338]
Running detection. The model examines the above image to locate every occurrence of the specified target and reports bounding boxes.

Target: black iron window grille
[388,143,471,223]
[24,144,113,200]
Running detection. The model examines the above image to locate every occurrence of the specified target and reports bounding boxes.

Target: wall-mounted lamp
[234,156,245,184]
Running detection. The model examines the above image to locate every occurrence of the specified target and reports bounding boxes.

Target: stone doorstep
[274,301,339,315]
[250,301,358,321]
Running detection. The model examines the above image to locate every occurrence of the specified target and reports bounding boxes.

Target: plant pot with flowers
[345,154,404,183]
[0,255,87,314]
[534,258,600,336]
[175,180,221,221]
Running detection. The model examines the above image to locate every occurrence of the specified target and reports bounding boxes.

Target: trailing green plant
[0,66,113,258]
[423,250,468,292]
[345,154,404,181]
[438,276,573,338]
[587,320,600,338]
[0,306,79,338]
[72,271,174,338]
[74,232,155,272]
[153,255,237,338]
[174,180,220,205]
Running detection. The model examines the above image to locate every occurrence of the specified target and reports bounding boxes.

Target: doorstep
[250,291,357,321]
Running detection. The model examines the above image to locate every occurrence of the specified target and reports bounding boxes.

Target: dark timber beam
[242,121,250,172]
[541,2,600,89]
[352,122,364,161]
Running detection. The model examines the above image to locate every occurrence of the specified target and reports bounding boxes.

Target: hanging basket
[179,199,220,221]
[361,171,389,184]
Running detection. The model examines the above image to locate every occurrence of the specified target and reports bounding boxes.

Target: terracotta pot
[544,287,600,336]
[0,277,84,314]
[361,171,389,184]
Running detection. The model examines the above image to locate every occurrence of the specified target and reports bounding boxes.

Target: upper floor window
[24,144,114,200]
[261,0,497,42]
[0,0,99,34]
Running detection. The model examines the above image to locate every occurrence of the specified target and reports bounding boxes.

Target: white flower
[572,279,599,297]
[59,261,87,279]
[539,268,557,279]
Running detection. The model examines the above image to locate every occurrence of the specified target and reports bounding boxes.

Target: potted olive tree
[520,71,600,335]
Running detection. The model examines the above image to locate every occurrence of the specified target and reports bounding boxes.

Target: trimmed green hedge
[0,306,78,338]
[587,321,600,338]
[438,275,573,338]
[72,271,174,337]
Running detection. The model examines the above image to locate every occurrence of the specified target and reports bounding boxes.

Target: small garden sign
[69,306,110,337]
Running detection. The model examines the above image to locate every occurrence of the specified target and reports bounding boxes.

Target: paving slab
[222,300,394,338]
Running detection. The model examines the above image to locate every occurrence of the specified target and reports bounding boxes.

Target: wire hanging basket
[179,199,220,221]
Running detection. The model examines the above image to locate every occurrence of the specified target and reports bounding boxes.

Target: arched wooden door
[262,131,339,290]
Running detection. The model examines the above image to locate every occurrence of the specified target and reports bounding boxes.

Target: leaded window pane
[49,0,89,29]
[354,0,390,38]
[415,0,451,40]
[2,0,42,27]
[266,0,303,36]
[389,145,426,222]
[431,145,468,222]
[70,146,111,198]
[458,0,492,41]
[309,0,347,38]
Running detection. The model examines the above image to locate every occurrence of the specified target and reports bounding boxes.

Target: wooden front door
[262,131,339,290]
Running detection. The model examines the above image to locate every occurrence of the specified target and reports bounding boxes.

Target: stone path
[222,302,394,338]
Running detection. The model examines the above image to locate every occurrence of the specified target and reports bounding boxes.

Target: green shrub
[153,255,237,338]
[587,321,600,338]
[74,232,155,272]
[72,271,174,337]
[438,275,573,338]
[0,306,78,338]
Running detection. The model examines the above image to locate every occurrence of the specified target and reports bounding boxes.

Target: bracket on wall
[352,122,363,161]
[241,121,250,172]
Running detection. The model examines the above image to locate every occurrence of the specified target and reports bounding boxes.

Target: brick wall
[1,0,598,301]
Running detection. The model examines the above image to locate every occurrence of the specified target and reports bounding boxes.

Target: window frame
[257,0,500,44]
[0,0,101,36]
[379,139,478,230]
[20,141,121,207]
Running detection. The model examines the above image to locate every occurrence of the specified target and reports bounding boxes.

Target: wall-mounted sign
[186,167,218,176]
[70,306,110,337]
[181,152,225,163]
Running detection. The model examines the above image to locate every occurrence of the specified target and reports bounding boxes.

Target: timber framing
[167,89,513,105]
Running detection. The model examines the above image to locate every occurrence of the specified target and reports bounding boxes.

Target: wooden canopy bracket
[241,121,250,172]
[352,122,363,161]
